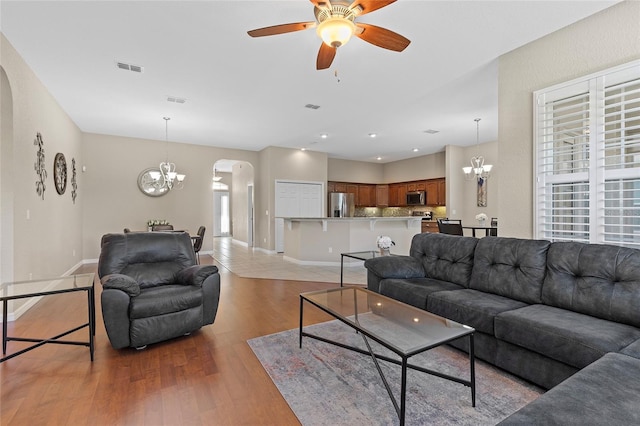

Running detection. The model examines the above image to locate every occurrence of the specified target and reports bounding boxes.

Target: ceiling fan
[247,0,411,70]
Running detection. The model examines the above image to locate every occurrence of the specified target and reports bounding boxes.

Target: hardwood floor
[0,260,336,425]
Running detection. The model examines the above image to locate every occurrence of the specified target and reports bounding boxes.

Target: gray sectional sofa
[364,233,640,424]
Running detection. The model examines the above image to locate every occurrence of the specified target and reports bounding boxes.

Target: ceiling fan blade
[310,0,331,10]
[349,0,396,16]
[316,43,337,70]
[247,22,315,38]
[355,23,410,52]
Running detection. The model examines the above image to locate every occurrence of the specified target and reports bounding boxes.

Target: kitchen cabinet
[389,184,407,207]
[425,178,446,206]
[421,221,439,233]
[333,182,347,193]
[357,184,376,207]
[408,182,426,192]
[327,182,335,193]
[376,185,389,207]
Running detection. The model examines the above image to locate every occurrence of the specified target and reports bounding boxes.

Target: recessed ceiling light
[320,133,328,139]
[301,148,306,151]
[413,148,419,152]
[369,133,377,138]
[376,156,382,161]
[424,129,440,134]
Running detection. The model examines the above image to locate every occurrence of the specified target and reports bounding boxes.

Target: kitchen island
[280,217,421,265]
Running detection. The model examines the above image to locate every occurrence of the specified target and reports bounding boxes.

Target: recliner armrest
[176,265,219,287]
[101,274,140,297]
[364,256,425,280]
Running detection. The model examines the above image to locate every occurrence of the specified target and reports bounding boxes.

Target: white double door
[274,181,323,253]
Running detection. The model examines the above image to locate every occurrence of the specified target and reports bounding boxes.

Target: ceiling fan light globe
[317,17,355,48]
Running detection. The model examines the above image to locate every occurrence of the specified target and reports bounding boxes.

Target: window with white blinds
[534,60,640,248]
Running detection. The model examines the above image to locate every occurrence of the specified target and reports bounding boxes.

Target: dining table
[462,226,497,238]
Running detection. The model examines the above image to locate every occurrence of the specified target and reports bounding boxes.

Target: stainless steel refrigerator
[328,192,355,217]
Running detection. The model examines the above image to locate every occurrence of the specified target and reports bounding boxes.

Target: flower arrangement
[376,235,395,250]
[475,213,488,222]
[147,219,170,227]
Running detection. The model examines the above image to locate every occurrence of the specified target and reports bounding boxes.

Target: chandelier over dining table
[150,117,185,191]
[463,118,493,180]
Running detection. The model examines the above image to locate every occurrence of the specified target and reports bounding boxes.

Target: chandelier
[463,118,493,180]
[150,117,185,191]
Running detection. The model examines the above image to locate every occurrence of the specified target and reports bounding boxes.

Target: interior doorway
[213,191,230,237]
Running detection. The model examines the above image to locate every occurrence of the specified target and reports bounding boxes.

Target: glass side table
[1,273,96,363]
[340,250,395,287]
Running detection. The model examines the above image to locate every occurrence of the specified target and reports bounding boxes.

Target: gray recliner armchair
[98,231,220,349]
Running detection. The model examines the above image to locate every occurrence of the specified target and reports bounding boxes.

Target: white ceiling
[0,0,619,163]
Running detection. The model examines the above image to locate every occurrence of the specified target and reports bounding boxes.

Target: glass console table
[1,273,96,363]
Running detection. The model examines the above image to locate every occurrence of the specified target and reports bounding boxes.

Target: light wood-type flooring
[0,256,338,425]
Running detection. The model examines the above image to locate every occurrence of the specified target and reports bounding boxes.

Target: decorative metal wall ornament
[53,152,68,195]
[34,132,47,199]
[71,158,78,203]
[477,176,487,207]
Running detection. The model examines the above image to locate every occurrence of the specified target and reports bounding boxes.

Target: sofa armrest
[176,265,219,287]
[364,256,425,279]
[101,274,140,297]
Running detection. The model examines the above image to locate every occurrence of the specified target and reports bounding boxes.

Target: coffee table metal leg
[470,333,476,406]
[2,300,7,355]
[340,255,345,287]
[299,296,304,348]
[400,357,408,426]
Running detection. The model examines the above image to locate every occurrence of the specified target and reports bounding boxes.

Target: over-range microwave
[406,191,426,205]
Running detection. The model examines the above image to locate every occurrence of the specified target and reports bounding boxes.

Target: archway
[212,159,255,247]
[0,66,15,287]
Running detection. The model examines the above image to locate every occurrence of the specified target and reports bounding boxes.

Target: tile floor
[211,237,368,285]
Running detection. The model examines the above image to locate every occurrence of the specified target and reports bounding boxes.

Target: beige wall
[230,161,254,243]
[383,151,446,183]
[498,0,640,238]
[328,158,384,183]
[82,133,259,259]
[258,146,328,250]
[1,34,84,284]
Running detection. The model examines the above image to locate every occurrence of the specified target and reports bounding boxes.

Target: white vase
[478,219,486,227]
[379,248,391,256]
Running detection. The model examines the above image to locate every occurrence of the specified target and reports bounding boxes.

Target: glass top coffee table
[1,273,96,363]
[300,286,475,426]
[340,250,396,286]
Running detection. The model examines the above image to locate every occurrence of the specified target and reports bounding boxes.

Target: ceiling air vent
[116,61,144,73]
[305,104,321,110]
[167,96,187,104]
[424,129,440,134]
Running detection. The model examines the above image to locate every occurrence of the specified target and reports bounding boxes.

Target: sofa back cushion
[542,242,640,327]
[99,232,196,289]
[470,237,551,304]
[410,233,478,288]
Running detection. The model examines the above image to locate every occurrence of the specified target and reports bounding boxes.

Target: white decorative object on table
[377,235,395,256]
[475,213,488,227]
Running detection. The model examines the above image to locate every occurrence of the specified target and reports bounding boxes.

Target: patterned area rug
[248,320,543,426]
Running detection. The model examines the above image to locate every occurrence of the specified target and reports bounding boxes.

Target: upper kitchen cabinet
[425,178,446,206]
[389,184,407,207]
[376,185,389,207]
[357,184,376,207]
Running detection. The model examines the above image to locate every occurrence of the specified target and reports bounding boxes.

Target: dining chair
[437,218,463,236]
[123,228,131,233]
[193,226,205,264]
[490,217,498,236]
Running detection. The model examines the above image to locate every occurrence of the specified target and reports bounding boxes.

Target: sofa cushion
[130,285,203,319]
[379,278,464,310]
[542,241,640,328]
[620,338,640,359]
[409,233,478,288]
[498,352,640,425]
[427,289,528,335]
[495,304,640,369]
[469,237,550,304]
